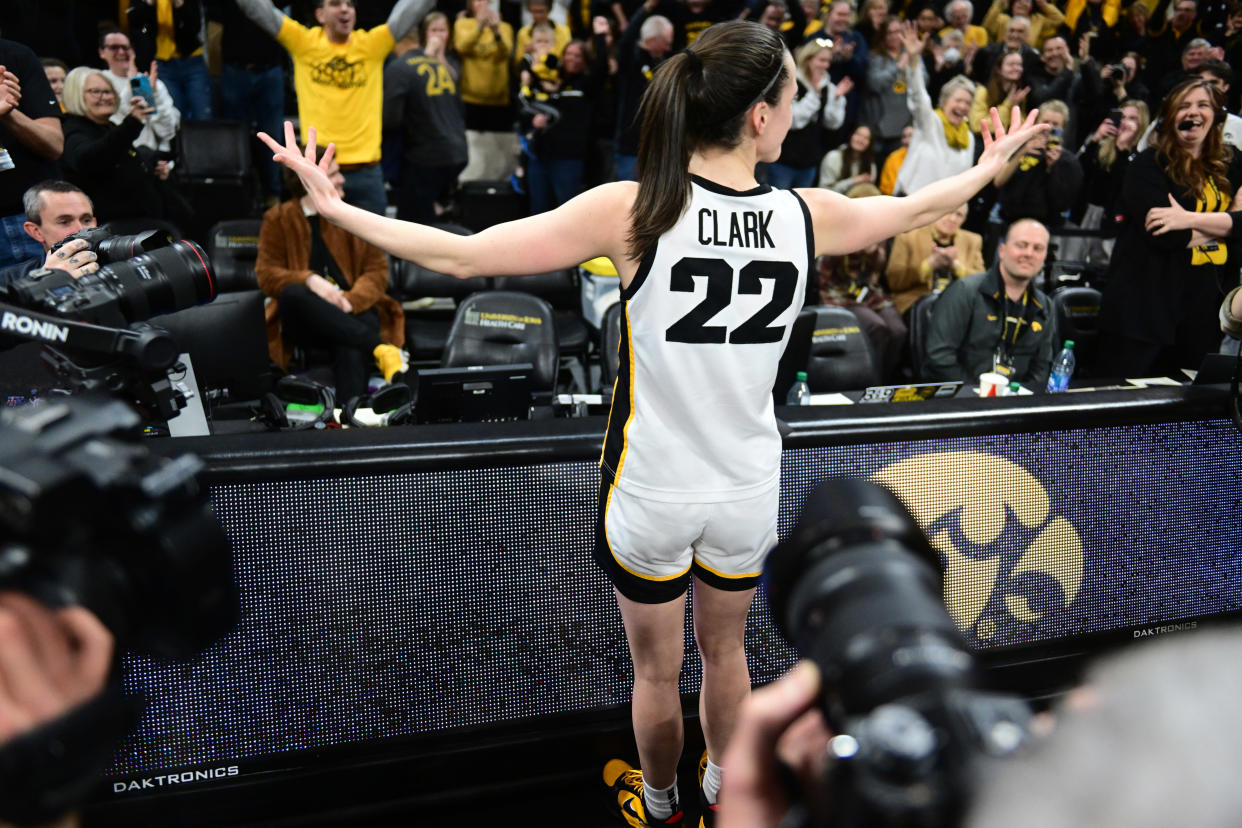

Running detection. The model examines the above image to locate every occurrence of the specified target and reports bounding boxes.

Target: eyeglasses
[103,44,132,52]
[84,88,116,98]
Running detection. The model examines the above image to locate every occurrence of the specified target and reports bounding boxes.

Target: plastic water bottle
[786,371,812,405]
[1046,340,1076,393]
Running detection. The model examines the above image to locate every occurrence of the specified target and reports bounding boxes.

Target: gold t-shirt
[278,18,395,165]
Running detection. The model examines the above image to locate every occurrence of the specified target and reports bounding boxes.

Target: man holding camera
[0,181,99,288]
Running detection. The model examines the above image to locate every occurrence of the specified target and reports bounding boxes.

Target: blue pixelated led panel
[107,419,1242,779]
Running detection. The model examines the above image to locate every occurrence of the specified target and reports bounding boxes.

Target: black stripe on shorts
[592,478,692,605]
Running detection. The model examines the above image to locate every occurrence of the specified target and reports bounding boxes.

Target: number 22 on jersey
[664,257,799,345]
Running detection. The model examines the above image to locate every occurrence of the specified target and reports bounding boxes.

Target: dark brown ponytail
[626,21,789,261]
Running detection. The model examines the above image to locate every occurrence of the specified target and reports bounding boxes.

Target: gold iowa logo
[871,452,1083,641]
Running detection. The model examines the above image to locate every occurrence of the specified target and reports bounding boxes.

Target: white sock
[702,758,724,805]
[642,774,680,820]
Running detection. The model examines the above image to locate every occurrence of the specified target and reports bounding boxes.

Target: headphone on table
[340,380,416,428]
[257,376,337,431]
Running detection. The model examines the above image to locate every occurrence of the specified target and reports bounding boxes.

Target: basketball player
[259,20,1044,827]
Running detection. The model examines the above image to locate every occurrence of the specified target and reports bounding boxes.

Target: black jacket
[60,115,191,228]
[1099,147,1242,348]
[998,151,1084,228]
[924,265,1056,386]
[0,257,40,290]
[128,0,206,68]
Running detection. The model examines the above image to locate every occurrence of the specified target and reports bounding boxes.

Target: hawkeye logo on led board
[872,452,1084,641]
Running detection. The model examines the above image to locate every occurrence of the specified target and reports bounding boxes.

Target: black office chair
[907,292,940,382]
[206,218,263,293]
[1051,285,1102,377]
[174,119,259,238]
[389,223,491,362]
[494,269,589,393]
[442,291,559,392]
[599,301,624,392]
[805,306,881,392]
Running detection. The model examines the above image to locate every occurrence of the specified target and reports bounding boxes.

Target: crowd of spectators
[0,0,1239,394]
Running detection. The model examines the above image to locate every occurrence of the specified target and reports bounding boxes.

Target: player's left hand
[258,121,343,218]
[978,106,1050,169]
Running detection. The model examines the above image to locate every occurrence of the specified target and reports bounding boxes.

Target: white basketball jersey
[601,176,813,503]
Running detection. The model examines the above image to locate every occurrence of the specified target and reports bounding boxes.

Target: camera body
[49,225,168,265]
[0,395,238,659]
[765,480,1032,827]
[0,227,217,422]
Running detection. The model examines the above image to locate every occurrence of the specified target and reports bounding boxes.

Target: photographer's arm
[0,595,112,828]
[0,593,112,743]
[718,662,827,828]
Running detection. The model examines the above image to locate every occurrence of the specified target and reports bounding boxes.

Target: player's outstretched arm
[799,106,1049,257]
[259,122,634,279]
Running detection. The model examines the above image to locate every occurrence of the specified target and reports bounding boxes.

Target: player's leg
[689,483,779,824]
[595,480,703,824]
[691,579,756,766]
[615,588,688,789]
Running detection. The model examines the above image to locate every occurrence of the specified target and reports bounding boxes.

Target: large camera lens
[79,240,217,323]
[765,480,976,724]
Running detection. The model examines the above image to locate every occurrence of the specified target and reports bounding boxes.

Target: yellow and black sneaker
[603,758,685,827]
[697,750,718,828]
[371,344,408,383]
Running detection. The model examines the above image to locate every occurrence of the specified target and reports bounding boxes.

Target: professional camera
[49,225,171,264]
[8,229,215,329]
[1105,62,1128,81]
[0,227,217,423]
[0,395,238,825]
[764,480,1031,828]
[0,394,238,657]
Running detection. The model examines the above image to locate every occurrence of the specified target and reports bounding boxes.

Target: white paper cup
[979,372,1008,397]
